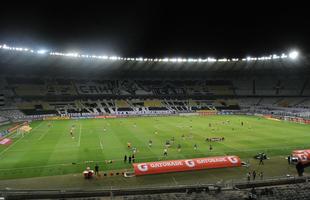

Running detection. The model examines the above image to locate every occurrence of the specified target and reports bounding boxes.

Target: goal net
[16,125,32,137]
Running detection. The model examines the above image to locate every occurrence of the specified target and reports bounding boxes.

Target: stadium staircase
[96,100,106,113]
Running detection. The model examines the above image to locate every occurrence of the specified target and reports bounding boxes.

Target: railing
[1,175,309,199]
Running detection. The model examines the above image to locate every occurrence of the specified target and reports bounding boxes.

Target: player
[241,121,244,126]
[194,144,197,150]
[171,136,175,143]
[132,147,137,154]
[252,170,256,180]
[247,172,251,182]
[259,171,263,180]
[48,122,52,128]
[127,142,131,149]
[177,144,181,152]
[165,140,171,148]
[259,155,264,165]
[94,164,99,176]
[70,128,74,139]
[163,148,168,156]
[209,144,213,151]
[154,130,158,135]
[148,140,152,147]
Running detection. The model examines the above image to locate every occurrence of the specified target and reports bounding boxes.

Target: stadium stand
[0,115,9,125]
[0,94,4,107]
[0,109,25,120]
[2,80,310,118]
[0,46,309,119]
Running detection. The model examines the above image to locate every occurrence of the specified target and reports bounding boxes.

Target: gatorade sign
[133,155,241,176]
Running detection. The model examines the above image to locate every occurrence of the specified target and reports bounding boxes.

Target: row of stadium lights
[0,44,299,63]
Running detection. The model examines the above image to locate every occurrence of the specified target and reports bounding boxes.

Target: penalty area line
[31,120,44,132]
[0,136,24,159]
[38,128,49,141]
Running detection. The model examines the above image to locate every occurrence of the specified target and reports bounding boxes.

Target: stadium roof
[0,44,300,63]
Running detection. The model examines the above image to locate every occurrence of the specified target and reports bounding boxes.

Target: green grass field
[0,115,309,185]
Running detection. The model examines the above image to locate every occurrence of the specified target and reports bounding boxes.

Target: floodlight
[289,51,298,59]
[37,49,47,54]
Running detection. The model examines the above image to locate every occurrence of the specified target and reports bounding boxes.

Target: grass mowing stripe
[0,144,308,172]
[1,137,308,160]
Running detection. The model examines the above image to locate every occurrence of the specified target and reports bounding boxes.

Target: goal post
[17,125,32,137]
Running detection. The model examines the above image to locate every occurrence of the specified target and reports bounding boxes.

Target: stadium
[1,3,310,200]
[0,43,310,199]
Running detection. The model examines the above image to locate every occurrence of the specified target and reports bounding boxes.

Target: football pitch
[0,115,310,184]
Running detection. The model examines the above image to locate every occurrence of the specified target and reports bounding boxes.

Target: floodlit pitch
[0,115,310,180]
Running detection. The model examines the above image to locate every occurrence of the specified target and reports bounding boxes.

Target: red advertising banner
[7,122,28,133]
[197,110,217,116]
[104,115,117,119]
[43,116,70,120]
[0,138,12,145]
[95,115,117,119]
[133,155,241,176]
[292,149,310,164]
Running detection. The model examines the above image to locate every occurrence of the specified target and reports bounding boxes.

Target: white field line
[30,121,44,132]
[100,141,104,153]
[0,136,24,159]
[38,128,50,141]
[78,123,82,147]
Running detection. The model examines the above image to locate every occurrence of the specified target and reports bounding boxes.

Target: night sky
[0,1,309,58]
